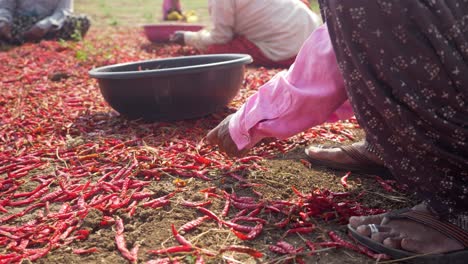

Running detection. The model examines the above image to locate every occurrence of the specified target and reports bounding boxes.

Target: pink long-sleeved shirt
[229,24,354,150]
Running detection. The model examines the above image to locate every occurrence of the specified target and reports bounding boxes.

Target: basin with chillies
[89,54,253,121]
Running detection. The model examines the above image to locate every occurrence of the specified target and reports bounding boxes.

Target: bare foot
[349,204,465,254]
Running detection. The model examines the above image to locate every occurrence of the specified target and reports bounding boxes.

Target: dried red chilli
[227,173,246,182]
[242,223,263,240]
[305,240,316,253]
[374,176,396,192]
[171,224,192,246]
[247,207,262,217]
[340,172,351,189]
[274,217,290,228]
[181,200,212,208]
[219,245,263,258]
[221,195,231,217]
[276,241,298,254]
[223,221,255,233]
[195,254,205,264]
[197,207,222,223]
[115,217,138,263]
[269,245,289,254]
[231,216,267,224]
[231,200,263,210]
[179,216,210,232]
[283,226,315,237]
[148,245,194,255]
[72,247,99,254]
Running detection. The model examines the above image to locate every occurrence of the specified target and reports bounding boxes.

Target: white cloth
[183,0,321,61]
[0,0,73,30]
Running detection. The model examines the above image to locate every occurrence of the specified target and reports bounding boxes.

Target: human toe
[400,238,427,254]
[349,214,386,229]
[369,228,395,243]
[383,237,403,249]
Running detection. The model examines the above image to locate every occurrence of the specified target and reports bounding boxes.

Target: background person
[162,0,182,21]
[0,0,90,44]
[170,0,321,68]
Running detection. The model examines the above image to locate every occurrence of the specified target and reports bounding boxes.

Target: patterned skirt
[319,0,468,228]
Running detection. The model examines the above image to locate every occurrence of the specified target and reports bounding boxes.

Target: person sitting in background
[162,0,183,21]
[0,0,90,44]
[162,0,198,23]
[170,0,321,68]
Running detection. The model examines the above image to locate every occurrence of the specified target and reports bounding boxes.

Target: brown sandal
[304,141,390,175]
[348,208,468,263]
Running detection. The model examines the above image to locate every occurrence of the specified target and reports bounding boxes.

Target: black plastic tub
[89,54,253,121]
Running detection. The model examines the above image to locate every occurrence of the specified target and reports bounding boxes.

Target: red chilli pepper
[148,245,193,255]
[171,224,192,246]
[72,247,99,254]
[340,172,351,189]
[374,176,395,192]
[115,217,137,263]
[283,226,315,237]
[181,200,212,208]
[219,245,263,258]
[197,207,222,223]
[179,216,210,232]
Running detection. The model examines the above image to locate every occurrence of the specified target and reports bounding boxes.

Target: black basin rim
[89,54,253,79]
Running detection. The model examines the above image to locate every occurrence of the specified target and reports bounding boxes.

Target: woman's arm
[183,0,234,50]
[229,25,352,150]
[207,24,353,156]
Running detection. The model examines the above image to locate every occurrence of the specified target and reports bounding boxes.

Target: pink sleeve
[229,24,354,150]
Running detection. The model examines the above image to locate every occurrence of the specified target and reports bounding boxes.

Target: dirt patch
[4,156,412,264]
[37,143,413,264]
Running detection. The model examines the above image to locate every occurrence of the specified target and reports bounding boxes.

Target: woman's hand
[0,21,12,41]
[22,24,49,42]
[169,31,185,45]
[206,114,248,157]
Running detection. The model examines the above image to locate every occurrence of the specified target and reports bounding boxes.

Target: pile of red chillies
[0,30,396,263]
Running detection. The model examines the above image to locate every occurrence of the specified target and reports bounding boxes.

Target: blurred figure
[0,0,90,44]
[170,0,321,68]
[162,0,183,21]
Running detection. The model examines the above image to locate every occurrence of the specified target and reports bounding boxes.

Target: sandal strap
[340,143,381,167]
[388,209,468,248]
[364,141,384,161]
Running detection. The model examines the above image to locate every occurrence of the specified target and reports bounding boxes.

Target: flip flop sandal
[348,208,468,264]
[305,141,390,176]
